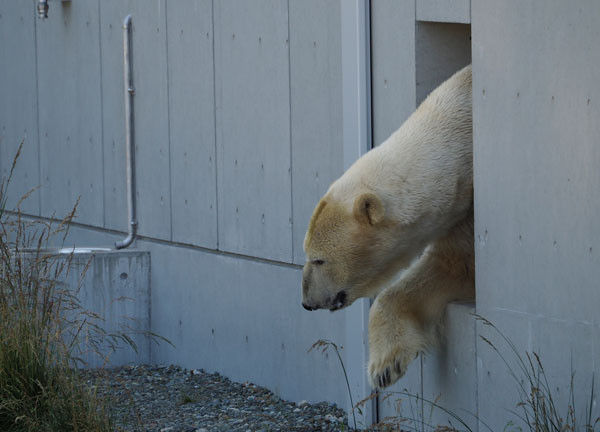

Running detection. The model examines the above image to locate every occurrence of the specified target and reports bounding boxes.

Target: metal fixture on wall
[115,14,138,250]
[37,0,70,19]
[37,0,49,18]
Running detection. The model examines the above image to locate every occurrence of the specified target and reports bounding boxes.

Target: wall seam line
[368,0,375,151]
[414,0,418,109]
[474,311,480,432]
[469,0,472,24]
[287,0,294,264]
[164,0,173,242]
[147,252,153,364]
[8,210,303,270]
[211,0,219,250]
[98,0,106,229]
[33,0,42,217]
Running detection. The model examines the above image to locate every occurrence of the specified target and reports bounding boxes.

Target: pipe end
[123,14,132,29]
[37,4,49,19]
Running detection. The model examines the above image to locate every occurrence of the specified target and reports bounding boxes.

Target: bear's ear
[353,193,384,226]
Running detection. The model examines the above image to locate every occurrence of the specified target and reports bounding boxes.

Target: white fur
[329,65,473,242]
[302,65,474,389]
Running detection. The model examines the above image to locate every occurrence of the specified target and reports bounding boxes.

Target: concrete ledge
[61,250,151,368]
[416,0,471,24]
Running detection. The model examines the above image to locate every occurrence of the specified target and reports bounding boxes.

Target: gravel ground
[81,364,358,432]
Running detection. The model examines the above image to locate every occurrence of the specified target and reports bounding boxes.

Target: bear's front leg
[367,291,428,389]
[366,222,475,389]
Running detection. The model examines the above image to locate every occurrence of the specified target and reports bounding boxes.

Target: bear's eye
[312,259,325,266]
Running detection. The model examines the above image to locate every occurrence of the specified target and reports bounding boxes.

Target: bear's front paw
[368,347,414,389]
[368,298,424,389]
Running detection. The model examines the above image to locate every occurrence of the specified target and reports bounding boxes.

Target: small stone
[298,400,309,406]
[324,414,337,422]
[160,427,174,432]
[293,408,301,413]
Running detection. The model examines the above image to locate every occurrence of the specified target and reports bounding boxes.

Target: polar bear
[301,65,474,389]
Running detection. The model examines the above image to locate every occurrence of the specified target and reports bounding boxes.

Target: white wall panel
[166,0,217,248]
[0,0,40,215]
[289,0,343,265]
[473,1,600,429]
[370,0,416,147]
[214,0,292,262]
[37,0,103,226]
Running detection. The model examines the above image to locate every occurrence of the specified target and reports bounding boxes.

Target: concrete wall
[472,1,600,430]
[3,0,599,428]
[0,0,348,408]
[371,1,600,429]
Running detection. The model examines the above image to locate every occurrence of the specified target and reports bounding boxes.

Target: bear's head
[302,64,474,312]
[302,190,421,312]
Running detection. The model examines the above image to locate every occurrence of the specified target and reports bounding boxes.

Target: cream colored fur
[302,65,474,389]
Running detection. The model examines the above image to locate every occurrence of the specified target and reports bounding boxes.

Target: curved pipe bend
[115,221,138,249]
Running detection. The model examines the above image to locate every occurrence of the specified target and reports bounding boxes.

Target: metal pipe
[37,0,49,19]
[115,14,138,250]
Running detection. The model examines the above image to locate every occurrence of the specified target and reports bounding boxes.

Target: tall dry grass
[313,317,599,431]
[0,143,132,431]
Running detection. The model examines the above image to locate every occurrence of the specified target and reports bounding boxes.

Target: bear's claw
[394,360,402,375]
[368,349,413,389]
[376,367,394,388]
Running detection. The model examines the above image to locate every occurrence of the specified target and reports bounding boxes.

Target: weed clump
[313,315,599,432]
[0,143,114,431]
[477,315,599,432]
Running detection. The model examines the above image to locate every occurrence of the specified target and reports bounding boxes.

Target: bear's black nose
[302,303,315,311]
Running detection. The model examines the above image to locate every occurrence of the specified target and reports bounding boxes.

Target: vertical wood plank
[99,0,126,233]
[37,0,103,226]
[0,0,40,215]
[166,0,217,248]
[370,0,417,147]
[289,0,343,265]
[214,0,292,262]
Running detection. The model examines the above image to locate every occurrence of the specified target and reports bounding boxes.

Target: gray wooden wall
[0,0,348,408]
[473,1,600,430]
[0,0,343,267]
